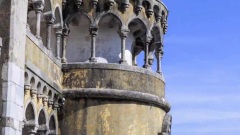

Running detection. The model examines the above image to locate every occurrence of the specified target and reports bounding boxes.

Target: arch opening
[96,14,122,63]
[66,13,91,62]
[128,19,147,66]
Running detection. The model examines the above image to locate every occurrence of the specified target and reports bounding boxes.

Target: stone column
[55,29,62,59]
[155,43,164,74]
[0,0,28,134]
[33,0,44,39]
[118,29,130,64]
[143,36,152,69]
[89,26,98,62]
[61,27,70,63]
[46,14,55,50]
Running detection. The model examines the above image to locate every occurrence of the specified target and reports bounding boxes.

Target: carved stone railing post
[45,14,55,50]
[89,26,98,62]
[118,29,130,64]
[143,36,152,69]
[155,43,164,74]
[61,27,70,63]
[33,0,44,39]
[55,29,62,59]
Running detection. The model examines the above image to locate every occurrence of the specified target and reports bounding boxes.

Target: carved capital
[146,36,153,44]
[89,26,99,36]
[33,0,44,12]
[55,29,62,36]
[62,27,70,37]
[118,29,130,38]
[148,57,154,65]
[30,88,37,99]
[45,13,55,25]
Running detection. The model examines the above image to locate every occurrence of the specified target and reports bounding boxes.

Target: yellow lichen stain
[128,119,138,135]
[100,108,111,134]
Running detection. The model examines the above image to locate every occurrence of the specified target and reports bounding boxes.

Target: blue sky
[161,0,240,135]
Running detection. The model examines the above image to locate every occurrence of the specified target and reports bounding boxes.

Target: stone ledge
[62,63,165,81]
[63,88,171,113]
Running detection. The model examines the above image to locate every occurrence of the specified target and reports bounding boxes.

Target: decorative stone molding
[63,88,171,113]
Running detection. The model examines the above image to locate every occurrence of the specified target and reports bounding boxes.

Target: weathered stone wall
[0,0,28,134]
[25,34,62,89]
[60,99,166,135]
[62,63,165,98]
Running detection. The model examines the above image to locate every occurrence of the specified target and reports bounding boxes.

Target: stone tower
[0,0,171,135]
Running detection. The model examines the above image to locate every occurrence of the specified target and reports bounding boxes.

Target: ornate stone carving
[74,0,82,9]
[121,0,130,13]
[30,88,37,99]
[160,114,172,135]
[106,0,114,9]
[135,5,143,15]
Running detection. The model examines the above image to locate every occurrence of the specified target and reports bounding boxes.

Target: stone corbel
[24,120,39,135]
[75,0,82,9]
[106,0,114,10]
[48,100,54,108]
[24,85,31,96]
[42,95,49,106]
[121,0,130,13]
[161,18,168,34]
[155,12,162,23]
[135,4,143,15]
[146,8,153,18]
[30,88,37,99]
